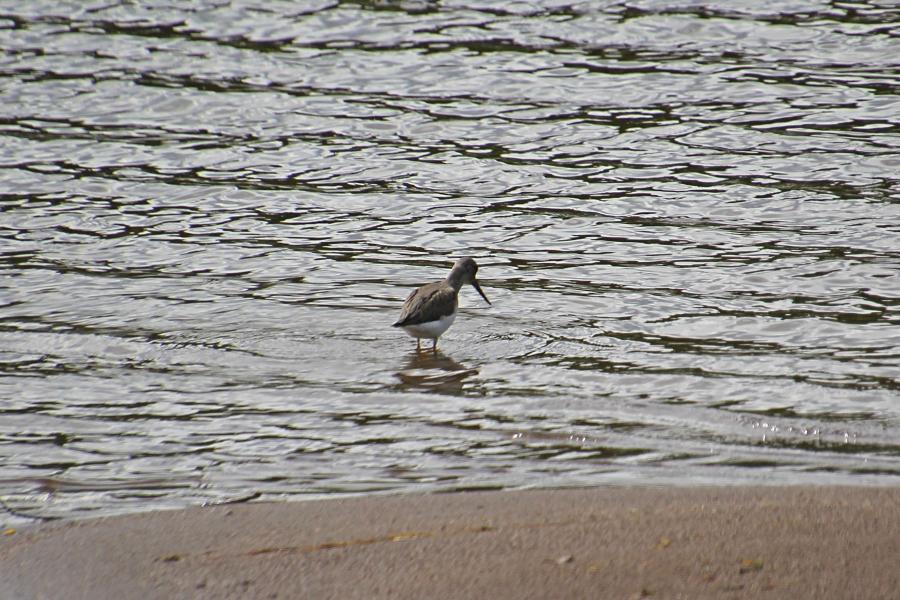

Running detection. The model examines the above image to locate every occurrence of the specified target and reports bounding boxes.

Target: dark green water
[1,1,899,525]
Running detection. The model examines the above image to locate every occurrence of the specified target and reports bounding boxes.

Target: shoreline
[3,485,899,599]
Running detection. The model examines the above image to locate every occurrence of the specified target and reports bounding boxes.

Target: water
[1,0,899,526]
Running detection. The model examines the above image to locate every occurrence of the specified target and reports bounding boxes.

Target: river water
[1,1,899,525]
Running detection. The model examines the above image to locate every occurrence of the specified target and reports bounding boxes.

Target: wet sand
[3,486,899,599]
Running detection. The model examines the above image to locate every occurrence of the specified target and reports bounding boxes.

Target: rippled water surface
[2,0,900,525]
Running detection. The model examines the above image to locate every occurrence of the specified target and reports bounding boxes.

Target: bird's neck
[445,273,465,291]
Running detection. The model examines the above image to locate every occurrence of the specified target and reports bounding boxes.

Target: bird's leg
[416,338,421,352]
[432,339,438,354]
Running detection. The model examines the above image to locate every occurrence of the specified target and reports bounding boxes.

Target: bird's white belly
[402,313,456,340]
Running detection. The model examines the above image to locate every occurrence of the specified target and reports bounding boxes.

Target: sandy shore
[3,486,899,599]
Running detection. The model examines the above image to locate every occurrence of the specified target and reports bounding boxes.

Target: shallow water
[1,0,899,525]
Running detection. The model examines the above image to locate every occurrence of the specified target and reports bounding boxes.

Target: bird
[393,257,491,352]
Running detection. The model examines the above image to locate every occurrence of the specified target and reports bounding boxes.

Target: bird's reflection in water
[394,351,478,394]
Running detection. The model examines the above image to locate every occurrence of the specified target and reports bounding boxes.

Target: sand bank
[3,486,899,599]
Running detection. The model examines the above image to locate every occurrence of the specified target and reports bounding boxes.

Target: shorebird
[393,257,491,352]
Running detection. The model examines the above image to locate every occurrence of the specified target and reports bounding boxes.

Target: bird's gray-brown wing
[392,282,457,327]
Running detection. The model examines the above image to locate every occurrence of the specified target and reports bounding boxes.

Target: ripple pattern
[1,0,899,524]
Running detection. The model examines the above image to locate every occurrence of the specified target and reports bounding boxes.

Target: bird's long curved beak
[472,280,491,305]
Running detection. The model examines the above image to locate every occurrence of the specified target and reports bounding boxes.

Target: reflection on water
[1,0,900,525]
[395,351,479,395]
